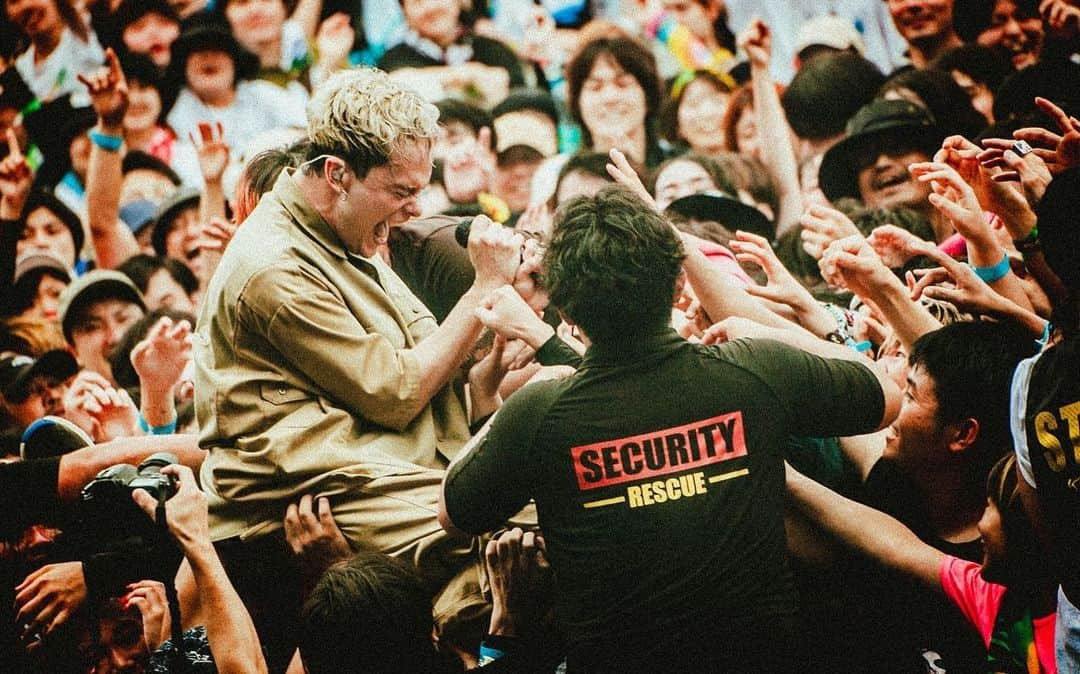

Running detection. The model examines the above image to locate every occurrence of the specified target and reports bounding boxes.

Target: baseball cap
[795,16,866,59]
[57,270,146,342]
[0,350,79,403]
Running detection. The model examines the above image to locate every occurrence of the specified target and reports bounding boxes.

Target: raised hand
[190,121,230,186]
[799,203,862,261]
[1009,97,1080,176]
[738,18,772,68]
[77,47,128,131]
[123,580,171,653]
[315,13,355,72]
[14,562,86,648]
[131,464,208,553]
[909,161,990,240]
[867,224,928,269]
[0,128,32,219]
[131,316,193,397]
[468,216,524,290]
[605,148,657,211]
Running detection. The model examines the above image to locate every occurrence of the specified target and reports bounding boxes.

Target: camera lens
[137,452,178,473]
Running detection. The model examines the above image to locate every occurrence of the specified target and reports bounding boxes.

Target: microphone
[453,217,474,248]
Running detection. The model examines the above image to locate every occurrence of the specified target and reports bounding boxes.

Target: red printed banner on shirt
[571,412,746,491]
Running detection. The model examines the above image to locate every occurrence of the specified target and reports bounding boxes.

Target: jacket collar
[274,169,349,261]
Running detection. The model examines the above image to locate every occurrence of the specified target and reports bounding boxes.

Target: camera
[70,453,183,594]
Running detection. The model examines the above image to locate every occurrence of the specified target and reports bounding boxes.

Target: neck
[595,126,648,165]
[33,24,64,61]
[199,88,237,108]
[908,33,963,69]
[124,126,156,150]
[254,38,281,69]
[913,463,984,543]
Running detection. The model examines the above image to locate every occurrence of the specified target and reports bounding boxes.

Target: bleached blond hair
[305,67,439,176]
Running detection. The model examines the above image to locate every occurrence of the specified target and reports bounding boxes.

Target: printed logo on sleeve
[571,412,748,509]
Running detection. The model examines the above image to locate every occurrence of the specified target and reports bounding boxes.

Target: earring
[340,190,348,202]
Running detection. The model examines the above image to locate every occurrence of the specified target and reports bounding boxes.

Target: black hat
[665,192,774,240]
[1035,166,1080,292]
[817,99,945,203]
[151,186,201,256]
[169,20,259,84]
[0,350,79,403]
[113,0,180,32]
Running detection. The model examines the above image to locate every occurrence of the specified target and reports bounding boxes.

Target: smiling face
[856,147,931,210]
[677,77,728,154]
[976,0,1044,70]
[70,299,145,383]
[887,0,956,46]
[883,364,949,470]
[224,0,286,52]
[401,0,460,47]
[578,53,648,147]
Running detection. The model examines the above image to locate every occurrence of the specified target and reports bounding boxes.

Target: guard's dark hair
[234,140,308,222]
[544,186,685,344]
[299,552,442,674]
[782,52,885,140]
[878,68,989,138]
[908,321,1035,480]
[566,37,662,150]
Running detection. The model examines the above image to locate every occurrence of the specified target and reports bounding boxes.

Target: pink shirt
[939,555,1056,673]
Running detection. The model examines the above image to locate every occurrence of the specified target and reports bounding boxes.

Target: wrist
[487,608,519,637]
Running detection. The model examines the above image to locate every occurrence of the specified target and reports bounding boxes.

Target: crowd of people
[0,0,1079,672]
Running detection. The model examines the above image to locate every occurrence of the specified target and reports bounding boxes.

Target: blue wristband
[477,643,506,666]
[970,253,1011,284]
[138,413,177,435]
[89,130,123,152]
[1036,321,1052,349]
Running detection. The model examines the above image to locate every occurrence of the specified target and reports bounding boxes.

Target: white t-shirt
[14,27,104,107]
[166,79,307,160]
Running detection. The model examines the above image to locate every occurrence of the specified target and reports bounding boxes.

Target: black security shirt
[445,331,885,669]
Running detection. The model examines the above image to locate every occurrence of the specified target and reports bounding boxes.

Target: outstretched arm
[785,463,944,591]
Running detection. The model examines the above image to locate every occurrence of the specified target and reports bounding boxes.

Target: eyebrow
[905,375,918,397]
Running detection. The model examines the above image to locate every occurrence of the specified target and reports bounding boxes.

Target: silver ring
[1012,140,1033,157]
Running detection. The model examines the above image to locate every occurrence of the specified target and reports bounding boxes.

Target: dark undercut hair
[544,186,684,345]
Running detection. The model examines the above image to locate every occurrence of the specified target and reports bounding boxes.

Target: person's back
[441,187,900,672]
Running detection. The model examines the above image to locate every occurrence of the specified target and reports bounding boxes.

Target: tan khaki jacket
[194,172,471,541]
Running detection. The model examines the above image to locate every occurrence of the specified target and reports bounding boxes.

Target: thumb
[131,488,156,518]
[476,306,498,326]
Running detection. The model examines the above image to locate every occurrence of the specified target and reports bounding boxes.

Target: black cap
[151,186,201,256]
[0,350,79,403]
[665,192,774,240]
[818,99,945,203]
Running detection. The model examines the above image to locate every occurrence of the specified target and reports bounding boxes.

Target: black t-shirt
[387,216,474,323]
[855,458,986,672]
[1013,339,1080,604]
[445,331,885,670]
[377,35,526,88]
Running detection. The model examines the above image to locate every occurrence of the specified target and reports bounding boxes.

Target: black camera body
[72,453,183,595]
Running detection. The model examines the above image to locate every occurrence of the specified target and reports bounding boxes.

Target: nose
[402,196,422,220]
